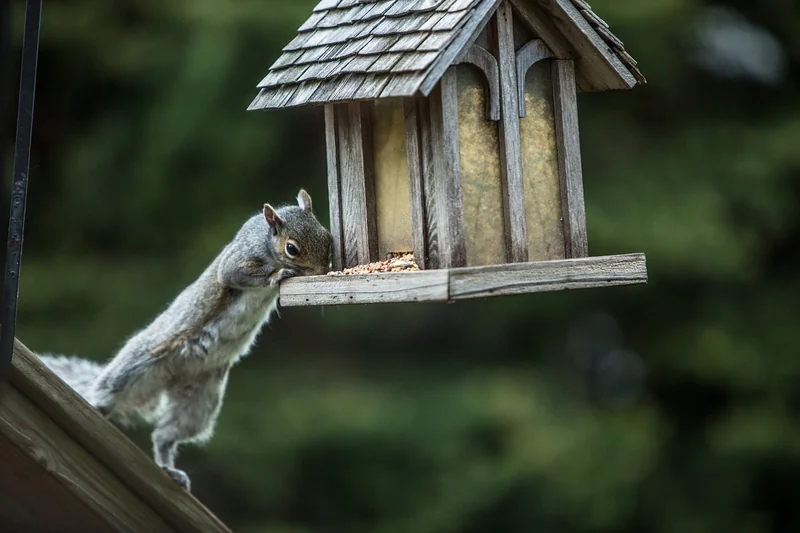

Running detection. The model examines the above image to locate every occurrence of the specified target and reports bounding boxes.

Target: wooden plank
[419,0,503,96]
[495,1,528,263]
[0,432,114,533]
[279,253,647,305]
[337,102,379,267]
[325,104,345,271]
[7,341,232,533]
[429,68,467,268]
[279,270,450,306]
[0,381,175,533]
[552,59,588,258]
[404,98,429,269]
[418,97,439,269]
[372,100,413,258]
[448,253,647,300]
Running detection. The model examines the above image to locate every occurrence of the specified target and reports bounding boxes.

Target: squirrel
[38,188,331,491]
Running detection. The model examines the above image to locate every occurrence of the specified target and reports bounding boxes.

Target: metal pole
[1,0,42,375]
[0,0,9,266]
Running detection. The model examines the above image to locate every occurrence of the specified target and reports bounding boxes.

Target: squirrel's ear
[297,189,312,212]
[263,203,283,230]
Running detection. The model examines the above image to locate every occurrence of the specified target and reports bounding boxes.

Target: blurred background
[3,0,800,531]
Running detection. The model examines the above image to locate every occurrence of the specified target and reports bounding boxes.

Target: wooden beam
[429,68,467,268]
[324,104,344,271]
[552,59,588,258]
[279,253,647,306]
[448,252,646,300]
[0,380,174,532]
[403,98,428,269]
[495,1,529,263]
[336,102,378,267]
[7,341,232,533]
[0,432,114,533]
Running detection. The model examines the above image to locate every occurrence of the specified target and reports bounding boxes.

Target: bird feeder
[248,0,648,306]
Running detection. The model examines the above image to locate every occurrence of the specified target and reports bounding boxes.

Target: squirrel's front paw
[269,268,300,286]
[162,466,191,491]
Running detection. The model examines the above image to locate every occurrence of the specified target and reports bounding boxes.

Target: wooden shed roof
[248,0,645,111]
[0,339,232,533]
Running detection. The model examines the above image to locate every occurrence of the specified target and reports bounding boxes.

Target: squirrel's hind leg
[151,367,230,491]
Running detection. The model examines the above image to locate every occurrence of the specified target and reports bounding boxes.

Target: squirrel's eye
[285,242,300,258]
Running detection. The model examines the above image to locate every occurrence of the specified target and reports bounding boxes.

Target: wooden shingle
[249,0,644,110]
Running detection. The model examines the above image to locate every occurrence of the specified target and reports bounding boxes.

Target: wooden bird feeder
[248,0,648,306]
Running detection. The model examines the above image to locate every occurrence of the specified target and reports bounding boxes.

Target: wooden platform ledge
[280,253,647,307]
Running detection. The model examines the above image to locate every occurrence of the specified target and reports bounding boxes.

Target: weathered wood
[0,381,175,532]
[508,0,593,90]
[495,1,528,263]
[280,270,450,306]
[519,59,566,261]
[515,39,554,117]
[455,63,506,266]
[508,0,574,58]
[429,68,467,268]
[419,0,503,96]
[278,253,647,306]
[7,340,232,533]
[552,59,588,258]
[449,253,647,300]
[372,100,413,258]
[455,44,500,121]
[337,102,379,267]
[533,0,636,91]
[325,104,344,271]
[0,431,114,532]
[404,98,429,269]
[418,97,439,269]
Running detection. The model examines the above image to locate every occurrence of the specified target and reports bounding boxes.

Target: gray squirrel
[38,189,331,491]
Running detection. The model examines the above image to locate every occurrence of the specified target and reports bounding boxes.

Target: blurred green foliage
[5,0,800,531]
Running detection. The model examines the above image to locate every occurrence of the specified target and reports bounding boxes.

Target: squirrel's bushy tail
[38,353,163,427]
[38,354,104,403]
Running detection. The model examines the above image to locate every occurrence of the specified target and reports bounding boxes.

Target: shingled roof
[248,0,644,111]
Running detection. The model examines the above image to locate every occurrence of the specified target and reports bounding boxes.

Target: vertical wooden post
[418,98,439,269]
[552,59,588,258]
[324,104,344,271]
[495,0,529,263]
[404,98,428,269]
[429,68,467,269]
[336,102,378,267]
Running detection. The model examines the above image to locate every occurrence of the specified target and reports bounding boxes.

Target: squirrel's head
[263,189,332,276]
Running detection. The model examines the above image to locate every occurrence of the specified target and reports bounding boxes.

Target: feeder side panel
[372,99,413,259]
[519,59,567,261]
[456,63,506,267]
